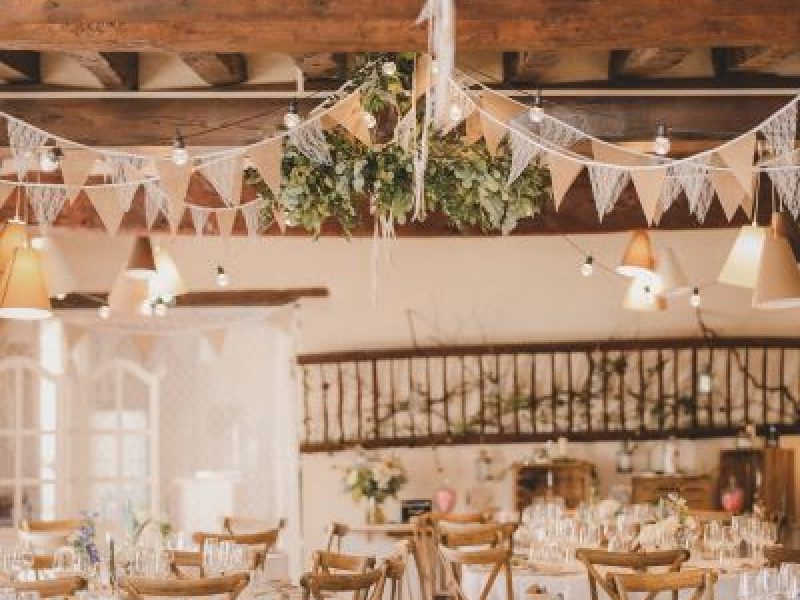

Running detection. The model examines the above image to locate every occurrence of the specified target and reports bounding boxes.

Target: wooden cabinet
[631,475,715,509]
[513,461,593,510]
[718,448,794,521]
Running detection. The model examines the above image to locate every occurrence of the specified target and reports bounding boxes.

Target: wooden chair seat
[301,568,383,600]
[613,569,717,600]
[123,573,249,600]
[12,576,85,598]
[192,526,283,569]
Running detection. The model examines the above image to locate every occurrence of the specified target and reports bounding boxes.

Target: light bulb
[448,103,463,123]
[55,293,66,301]
[30,236,45,251]
[139,301,153,317]
[216,265,229,288]
[654,124,670,156]
[430,60,439,75]
[689,286,701,308]
[698,372,713,394]
[98,305,111,320]
[643,284,655,305]
[363,112,377,129]
[381,61,397,76]
[581,256,594,277]
[529,93,544,124]
[154,301,167,317]
[171,132,189,166]
[39,147,62,172]
[284,100,301,129]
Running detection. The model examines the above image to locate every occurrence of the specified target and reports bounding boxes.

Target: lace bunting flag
[189,206,209,236]
[143,181,167,230]
[28,186,68,227]
[674,159,713,222]
[199,153,243,207]
[241,201,261,237]
[761,102,798,160]
[7,118,49,179]
[588,164,630,221]
[289,120,332,166]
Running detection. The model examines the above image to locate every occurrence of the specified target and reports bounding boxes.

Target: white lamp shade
[0,220,29,272]
[0,247,52,320]
[152,245,187,300]
[108,271,153,316]
[718,225,766,288]
[616,230,656,277]
[753,230,800,309]
[35,236,77,299]
[653,247,690,297]
[622,276,667,312]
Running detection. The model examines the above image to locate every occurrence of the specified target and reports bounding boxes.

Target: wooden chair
[123,573,249,600]
[765,546,800,567]
[223,516,286,536]
[192,526,283,569]
[19,519,81,533]
[575,548,690,600]
[301,568,384,600]
[326,522,351,552]
[613,570,717,600]
[312,551,375,574]
[437,523,517,600]
[168,549,205,578]
[12,576,85,598]
[372,542,412,600]
[18,519,80,553]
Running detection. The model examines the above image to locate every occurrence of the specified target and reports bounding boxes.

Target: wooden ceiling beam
[180,53,247,86]
[292,54,347,80]
[504,51,561,82]
[721,46,799,72]
[0,51,39,83]
[65,52,138,89]
[609,48,690,78]
[1,1,799,52]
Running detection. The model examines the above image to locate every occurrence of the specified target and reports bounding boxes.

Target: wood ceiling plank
[0,51,39,83]
[65,52,138,89]
[504,51,561,82]
[723,46,799,72]
[180,53,247,85]
[610,48,691,78]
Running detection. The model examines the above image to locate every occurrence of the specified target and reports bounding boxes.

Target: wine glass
[738,571,756,600]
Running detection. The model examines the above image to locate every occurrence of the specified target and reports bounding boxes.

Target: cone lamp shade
[126,236,157,280]
[0,219,29,272]
[0,247,52,320]
[152,245,187,301]
[622,276,667,312]
[718,225,767,288]
[752,214,800,309]
[616,230,656,277]
[653,247,690,297]
[33,236,77,299]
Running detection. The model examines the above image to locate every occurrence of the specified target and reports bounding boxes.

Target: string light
[529,91,544,124]
[154,300,168,317]
[653,123,671,156]
[430,60,439,75]
[643,284,655,305]
[98,304,111,319]
[580,255,594,277]
[216,265,230,288]
[381,61,397,76]
[690,286,701,308]
[139,300,153,317]
[448,103,463,123]
[284,99,301,129]
[171,131,189,166]
[363,112,377,129]
[39,147,62,172]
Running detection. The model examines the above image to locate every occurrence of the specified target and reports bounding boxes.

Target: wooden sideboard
[631,474,715,509]
[718,448,795,521]
[513,461,594,510]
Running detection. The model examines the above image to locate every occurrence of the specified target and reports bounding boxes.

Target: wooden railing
[297,337,800,453]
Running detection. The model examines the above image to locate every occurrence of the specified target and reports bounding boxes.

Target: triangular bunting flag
[113,183,139,213]
[155,160,192,206]
[321,91,372,147]
[204,328,227,356]
[132,334,158,361]
[716,132,757,194]
[478,92,525,157]
[630,168,668,225]
[86,186,125,236]
[248,140,283,199]
[200,154,244,207]
[215,209,237,238]
[189,206,209,236]
[0,183,18,210]
[464,111,483,145]
[60,149,97,203]
[241,201,259,236]
[546,152,584,209]
[710,170,748,221]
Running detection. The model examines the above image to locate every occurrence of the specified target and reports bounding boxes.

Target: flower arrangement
[125,502,172,546]
[68,511,100,565]
[341,454,407,505]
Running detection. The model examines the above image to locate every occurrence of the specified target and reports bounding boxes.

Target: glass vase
[365,498,386,525]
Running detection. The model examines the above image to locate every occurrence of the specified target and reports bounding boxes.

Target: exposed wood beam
[0,51,39,83]
[180,53,247,86]
[504,51,561,82]
[292,53,346,80]
[53,287,330,309]
[65,52,138,89]
[1,1,799,52]
[609,48,690,78]
[722,46,799,72]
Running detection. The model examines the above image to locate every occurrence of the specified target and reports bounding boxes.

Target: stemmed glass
[704,521,722,561]
[738,571,756,600]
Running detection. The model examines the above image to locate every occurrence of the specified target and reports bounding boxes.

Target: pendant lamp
[622,275,667,312]
[616,230,656,277]
[31,236,77,300]
[126,236,157,280]
[752,213,800,309]
[718,225,767,288]
[0,219,30,272]
[653,247,690,297]
[0,247,52,320]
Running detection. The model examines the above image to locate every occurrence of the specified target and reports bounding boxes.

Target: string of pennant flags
[0,55,799,237]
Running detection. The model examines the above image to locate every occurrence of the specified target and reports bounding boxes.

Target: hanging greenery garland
[245,54,552,236]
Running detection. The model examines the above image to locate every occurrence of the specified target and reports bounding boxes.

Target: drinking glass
[203,539,220,576]
[18,591,40,600]
[738,571,756,600]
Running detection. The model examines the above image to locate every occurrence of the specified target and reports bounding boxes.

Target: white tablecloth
[462,563,740,600]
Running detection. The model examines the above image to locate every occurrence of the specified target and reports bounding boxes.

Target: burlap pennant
[321,91,372,147]
[716,132,756,194]
[630,167,668,225]
[215,209,237,238]
[478,92,525,157]
[414,54,433,100]
[155,161,191,233]
[710,170,748,221]
[248,140,283,198]
[204,328,227,356]
[0,183,18,210]
[546,152,584,209]
[86,186,125,236]
[464,111,483,145]
[132,333,157,361]
[60,149,97,203]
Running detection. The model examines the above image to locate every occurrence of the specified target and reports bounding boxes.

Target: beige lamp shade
[126,236,157,279]
[718,225,767,288]
[109,271,153,316]
[0,247,52,320]
[653,247,690,297]
[616,230,656,277]
[752,218,800,309]
[32,236,77,299]
[622,275,667,312]
[0,219,30,272]
[152,245,187,300]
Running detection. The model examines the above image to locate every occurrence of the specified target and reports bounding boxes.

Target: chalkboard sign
[401,499,432,522]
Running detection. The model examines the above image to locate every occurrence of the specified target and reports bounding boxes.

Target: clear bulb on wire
[381,61,397,76]
[653,124,670,156]
[581,256,594,277]
[448,103,463,123]
[139,301,153,317]
[529,92,544,124]
[363,112,377,129]
[216,265,230,288]
[39,147,62,172]
[690,286,701,308]
[430,60,439,75]
[284,100,301,129]
[643,284,655,305]
[172,132,189,166]
[154,301,168,317]
[98,305,111,320]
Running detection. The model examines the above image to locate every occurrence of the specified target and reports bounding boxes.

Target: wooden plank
[0,51,39,83]
[442,356,450,436]
[619,351,626,431]
[763,346,769,425]
[65,52,138,89]
[707,347,714,426]
[53,287,329,308]
[337,362,345,443]
[610,48,690,78]
[3,1,800,52]
[691,347,699,429]
[355,361,362,442]
[320,364,329,445]
[407,358,415,438]
[425,357,432,437]
[726,347,733,428]
[530,353,537,434]
[371,359,379,440]
[657,349,664,431]
[550,352,557,433]
[512,354,520,435]
[780,347,786,424]
[504,51,560,82]
[292,53,347,80]
[180,53,247,85]
[496,353,503,435]
[302,366,311,444]
[723,46,799,72]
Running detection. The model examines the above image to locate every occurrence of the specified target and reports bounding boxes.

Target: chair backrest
[765,546,800,567]
[326,522,351,552]
[371,542,412,600]
[168,549,205,578]
[301,568,384,600]
[613,570,717,600]
[223,516,286,536]
[18,519,80,553]
[312,551,375,574]
[13,576,85,598]
[19,519,80,533]
[123,573,249,600]
[192,527,282,568]
[575,548,690,600]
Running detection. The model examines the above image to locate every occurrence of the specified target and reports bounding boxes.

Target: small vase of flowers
[341,454,407,524]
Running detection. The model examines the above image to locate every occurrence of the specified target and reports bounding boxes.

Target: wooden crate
[631,475,715,509]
